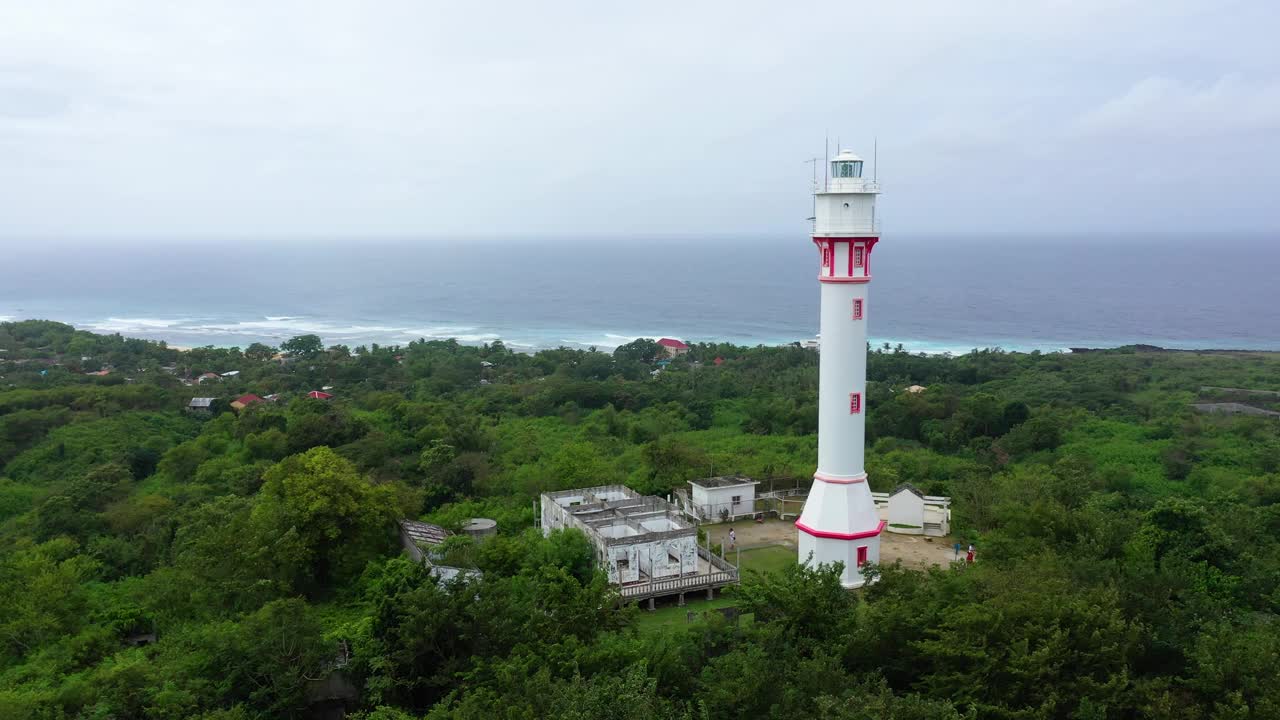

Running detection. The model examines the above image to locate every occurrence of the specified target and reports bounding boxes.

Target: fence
[620,545,739,601]
[673,485,811,523]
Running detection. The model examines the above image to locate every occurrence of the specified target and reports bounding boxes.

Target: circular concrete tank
[463,517,497,541]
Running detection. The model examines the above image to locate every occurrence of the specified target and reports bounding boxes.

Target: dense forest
[1,319,1278,719]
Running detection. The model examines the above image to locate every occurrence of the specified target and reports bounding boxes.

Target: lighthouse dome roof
[833,149,864,162]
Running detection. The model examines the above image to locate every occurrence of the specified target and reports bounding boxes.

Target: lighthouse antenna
[823,135,829,189]
[874,138,879,183]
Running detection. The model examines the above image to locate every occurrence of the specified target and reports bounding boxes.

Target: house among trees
[230,394,264,412]
[307,390,334,400]
[657,337,690,357]
[397,519,450,561]
[196,372,220,384]
[187,397,215,414]
[397,519,478,583]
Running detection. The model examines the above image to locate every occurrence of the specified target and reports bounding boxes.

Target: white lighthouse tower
[796,148,886,588]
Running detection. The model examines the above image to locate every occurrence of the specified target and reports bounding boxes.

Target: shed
[887,484,926,529]
[398,519,450,562]
[188,397,215,413]
[308,390,334,400]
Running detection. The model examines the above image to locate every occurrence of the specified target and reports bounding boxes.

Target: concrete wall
[606,544,640,584]
[541,495,580,536]
[632,536,698,579]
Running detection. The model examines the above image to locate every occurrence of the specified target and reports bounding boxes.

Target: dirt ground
[706,518,956,571]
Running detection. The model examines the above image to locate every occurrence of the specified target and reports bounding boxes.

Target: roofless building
[540,485,738,605]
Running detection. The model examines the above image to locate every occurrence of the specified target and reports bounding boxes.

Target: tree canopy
[2,319,1280,718]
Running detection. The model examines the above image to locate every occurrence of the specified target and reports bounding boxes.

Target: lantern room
[831,150,864,179]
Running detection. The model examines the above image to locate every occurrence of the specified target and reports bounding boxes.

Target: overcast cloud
[0,0,1276,240]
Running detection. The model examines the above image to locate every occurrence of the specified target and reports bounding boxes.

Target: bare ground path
[706,518,955,571]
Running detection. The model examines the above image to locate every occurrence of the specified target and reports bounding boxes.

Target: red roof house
[657,338,690,357]
[230,394,265,411]
[307,390,334,400]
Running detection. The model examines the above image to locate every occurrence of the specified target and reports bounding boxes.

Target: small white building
[684,475,759,522]
[871,484,951,537]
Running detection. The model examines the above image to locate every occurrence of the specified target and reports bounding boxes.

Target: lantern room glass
[832,160,863,178]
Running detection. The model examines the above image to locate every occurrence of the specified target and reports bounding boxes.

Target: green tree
[244,342,276,361]
[281,334,324,358]
[253,446,400,594]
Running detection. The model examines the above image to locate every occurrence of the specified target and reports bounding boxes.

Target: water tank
[463,517,497,541]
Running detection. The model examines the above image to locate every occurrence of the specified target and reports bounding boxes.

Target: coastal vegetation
[2,319,1279,718]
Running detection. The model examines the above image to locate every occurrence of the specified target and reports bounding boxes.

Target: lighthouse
[796,148,886,588]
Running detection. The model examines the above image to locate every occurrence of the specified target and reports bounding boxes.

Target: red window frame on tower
[857,546,868,567]
[849,392,862,414]
[853,245,865,269]
[852,298,864,320]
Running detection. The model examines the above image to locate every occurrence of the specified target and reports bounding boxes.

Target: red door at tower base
[857,546,868,567]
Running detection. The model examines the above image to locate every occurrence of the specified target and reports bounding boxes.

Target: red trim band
[819,275,872,284]
[795,519,886,540]
[814,471,866,484]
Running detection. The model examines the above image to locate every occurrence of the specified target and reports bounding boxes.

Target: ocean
[0,234,1276,353]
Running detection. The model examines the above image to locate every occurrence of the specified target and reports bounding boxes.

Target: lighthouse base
[798,530,883,588]
[795,475,885,588]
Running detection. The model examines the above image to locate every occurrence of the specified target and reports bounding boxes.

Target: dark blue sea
[1,234,1276,353]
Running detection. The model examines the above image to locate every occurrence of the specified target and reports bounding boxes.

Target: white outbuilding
[872,484,951,537]
[686,475,759,522]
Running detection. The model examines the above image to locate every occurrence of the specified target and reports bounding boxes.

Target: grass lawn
[632,594,740,633]
[630,544,794,634]
[736,545,797,575]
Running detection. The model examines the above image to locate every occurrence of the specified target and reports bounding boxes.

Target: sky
[0,0,1277,240]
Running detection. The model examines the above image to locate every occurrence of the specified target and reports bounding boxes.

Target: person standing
[966,544,975,564]
[728,527,736,550]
